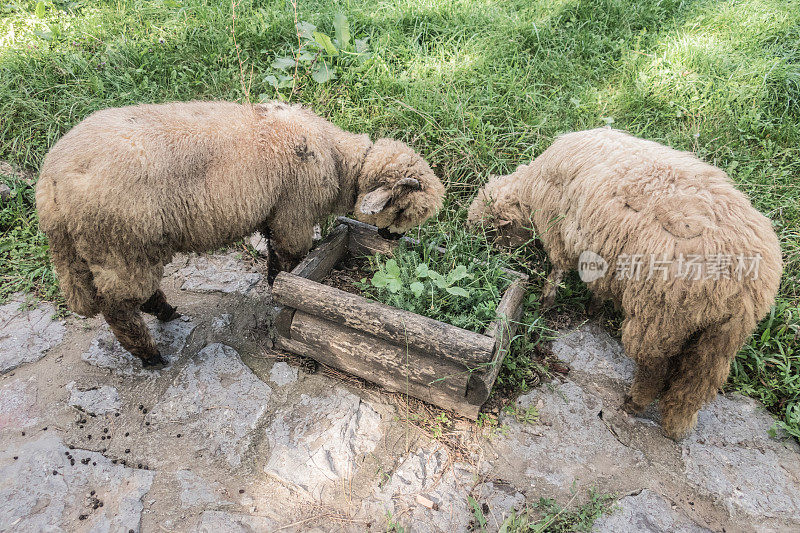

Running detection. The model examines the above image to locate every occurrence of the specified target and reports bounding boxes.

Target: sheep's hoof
[140,352,168,369]
[377,227,404,240]
[622,395,645,415]
[157,306,181,322]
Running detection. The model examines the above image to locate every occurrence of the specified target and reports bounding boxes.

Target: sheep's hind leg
[140,289,181,322]
[101,298,167,368]
[620,315,687,415]
[540,268,564,310]
[659,317,752,440]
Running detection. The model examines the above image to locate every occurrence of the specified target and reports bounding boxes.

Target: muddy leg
[540,268,564,310]
[620,314,689,415]
[140,289,181,322]
[101,298,167,368]
[267,216,314,284]
[659,317,752,440]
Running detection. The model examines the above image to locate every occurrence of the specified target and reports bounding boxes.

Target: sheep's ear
[395,177,421,191]
[360,186,393,215]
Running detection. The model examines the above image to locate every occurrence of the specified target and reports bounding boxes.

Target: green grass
[0,0,798,435]
[0,171,61,303]
[490,489,616,532]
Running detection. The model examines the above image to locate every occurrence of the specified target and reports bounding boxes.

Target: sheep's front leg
[100,298,167,368]
[266,216,314,283]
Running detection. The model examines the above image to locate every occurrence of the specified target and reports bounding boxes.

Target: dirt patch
[320,254,371,296]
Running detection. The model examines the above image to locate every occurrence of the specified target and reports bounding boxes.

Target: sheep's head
[467,174,531,248]
[355,139,444,235]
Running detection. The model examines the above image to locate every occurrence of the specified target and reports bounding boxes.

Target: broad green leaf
[446,286,470,297]
[415,263,430,278]
[448,264,470,282]
[263,75,279,89]
[410,281,424,297]
[298,50,315,62]
[35,1,46,18]
[296,21,316,40]
[313,31,339,56]
[311,62,335,83]
[371,271,388,288]
[333,13,350,49]
[386,278,402,293]
[271,56,296,70]
[385,259,400,277]
[429,271,447,289]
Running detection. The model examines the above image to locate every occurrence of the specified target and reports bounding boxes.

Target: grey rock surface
[0,436,154,532]
[264,389,382,498]
[176,254,262,294]
[197,510,277,532]
[176,469,230,508]
[681,394,800,521]
[67,382,122,415]
[149,343,272,467]
[0,377,39,430]
[493,379,645,492]
[0,182,10,202]
[248,231,270,255]
[0,294,66,373]
[592,489,711,533]
[367,445,474,533]
[269,361,298,386]
[81,316,195,375]
[550,321,634,381]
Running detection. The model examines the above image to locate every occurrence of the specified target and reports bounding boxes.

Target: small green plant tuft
[498,489,616,532]
[261,13,370,96]
[357,241,513,334]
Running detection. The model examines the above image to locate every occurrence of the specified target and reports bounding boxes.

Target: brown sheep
[36,100,444,367]
[468,127,782,439]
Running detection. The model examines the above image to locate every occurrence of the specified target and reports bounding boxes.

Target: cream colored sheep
[468,127,782,439]
[36,100,444,367]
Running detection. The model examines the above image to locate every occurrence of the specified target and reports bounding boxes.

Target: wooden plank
[290,311,469,397]
[466,277,528,404]
[272,272,496,367]
[275,330,480,420]
[290,223,349,281]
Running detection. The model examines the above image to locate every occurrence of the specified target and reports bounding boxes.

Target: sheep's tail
[659,312,756,438]
[36,175,99,317]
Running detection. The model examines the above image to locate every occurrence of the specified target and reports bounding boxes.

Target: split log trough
[271,217,528,419]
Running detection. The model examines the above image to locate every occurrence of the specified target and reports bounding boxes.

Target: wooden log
[466,276,528,404]
[275,323,480,419]
[272,272,496,367]
[290,223,349,281]
[274,307,295,338]
[290,311,469,397]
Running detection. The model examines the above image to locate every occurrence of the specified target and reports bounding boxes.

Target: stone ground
[1,250,799,532]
